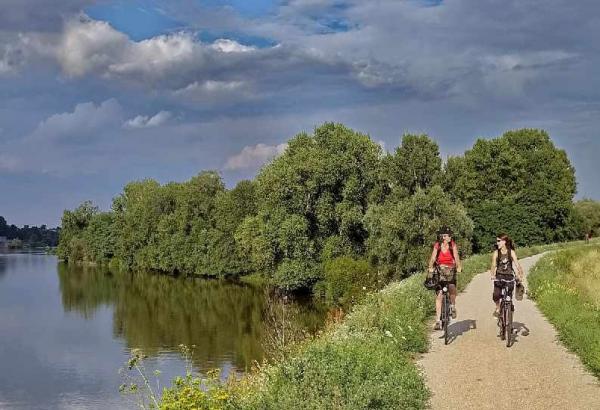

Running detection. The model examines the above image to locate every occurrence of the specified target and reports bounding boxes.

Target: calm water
[0,252,326,409]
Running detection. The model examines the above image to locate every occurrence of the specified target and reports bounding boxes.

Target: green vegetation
[443,129,578,252]
[138,240,589,409]
[0,215,59,247]
[574,198,600,237]
[527,242,600,377]
[58,124,589,294]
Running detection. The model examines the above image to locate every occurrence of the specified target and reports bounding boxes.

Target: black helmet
[437,226,453,236]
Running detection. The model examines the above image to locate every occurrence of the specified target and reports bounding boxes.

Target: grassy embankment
[157,238,596,409]
[527,241,600,378]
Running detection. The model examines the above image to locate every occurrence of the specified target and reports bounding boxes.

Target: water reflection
[57,264,326,373]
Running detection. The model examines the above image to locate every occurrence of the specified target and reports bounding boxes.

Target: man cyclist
[428,227,462,330]
[490,234,525,317]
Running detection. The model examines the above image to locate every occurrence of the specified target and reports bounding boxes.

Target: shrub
[321,257,379,306]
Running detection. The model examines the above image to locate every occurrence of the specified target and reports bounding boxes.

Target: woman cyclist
[490,234,525,317]
[428,227,462,330]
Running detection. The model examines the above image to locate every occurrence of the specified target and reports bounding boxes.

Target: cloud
[28,99,123,142]
[51,16,266,89]
[0,0,94,32]
[224,143,288,170]
[0,42,26,76]
[211,39,255,53]
[123,111,172,129]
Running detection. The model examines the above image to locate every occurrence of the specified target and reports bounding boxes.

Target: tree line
[0,216,59,247]
[57,123,598,295]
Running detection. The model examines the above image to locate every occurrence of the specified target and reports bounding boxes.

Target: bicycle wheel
[443,293,449,345]
[499,301,506,340]
[505,303,513,347]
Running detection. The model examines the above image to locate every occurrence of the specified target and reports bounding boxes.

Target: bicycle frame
[440,285,451,345]
[496,278,515,347]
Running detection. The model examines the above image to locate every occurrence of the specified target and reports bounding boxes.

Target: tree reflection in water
[57,263,326,373]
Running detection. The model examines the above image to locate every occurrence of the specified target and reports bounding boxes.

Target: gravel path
[418,253,600,409]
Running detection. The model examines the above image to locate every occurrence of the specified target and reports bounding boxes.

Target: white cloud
[53,16,260,87]
[211,39,255,53]
[28,99,123,141]
[123,111,172,129]
[172,80,250,103]
[224,143,288,170]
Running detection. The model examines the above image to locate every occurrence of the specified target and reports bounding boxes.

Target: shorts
[493,274,515,302]
[435,265,456,292]
[435,280,456,293]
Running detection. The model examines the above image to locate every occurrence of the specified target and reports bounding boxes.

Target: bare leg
[435,291,443,322]
[449,284,457,305]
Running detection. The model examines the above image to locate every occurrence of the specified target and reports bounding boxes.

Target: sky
[0,0,599,227]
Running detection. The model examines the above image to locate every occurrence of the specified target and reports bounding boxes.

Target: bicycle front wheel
[443,294,450,345]
[505,304,513,347]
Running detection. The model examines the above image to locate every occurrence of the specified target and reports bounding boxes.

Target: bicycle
[494,277,516,347]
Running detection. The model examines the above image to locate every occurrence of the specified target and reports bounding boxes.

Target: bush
[320,257,380,306]
[273,259,321,292]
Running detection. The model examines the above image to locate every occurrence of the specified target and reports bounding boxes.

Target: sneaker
[450,305,457,319]
[433,321,442,330]
[492,310,499,318]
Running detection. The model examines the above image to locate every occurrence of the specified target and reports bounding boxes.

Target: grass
[155,238,599,409]
[527,242,600,377]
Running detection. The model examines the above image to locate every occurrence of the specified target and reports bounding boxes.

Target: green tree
[384,134,443,199]
[249,123,383,290]
[444,129,576,250]
[574,199,600,236]
[57,201,99,261]
[83,212,116,262]
[365,186,473,277]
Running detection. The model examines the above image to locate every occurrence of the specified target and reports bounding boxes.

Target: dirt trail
[418,253,600,409]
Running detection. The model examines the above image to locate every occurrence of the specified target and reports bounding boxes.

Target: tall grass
[528,243,600,377]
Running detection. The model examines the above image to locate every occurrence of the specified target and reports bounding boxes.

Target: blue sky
[1,0,599,226]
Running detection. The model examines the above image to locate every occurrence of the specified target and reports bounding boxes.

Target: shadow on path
[439,319,477,344]
[512,321,531,344]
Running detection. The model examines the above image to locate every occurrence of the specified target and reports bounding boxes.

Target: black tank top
[496,250,513,276]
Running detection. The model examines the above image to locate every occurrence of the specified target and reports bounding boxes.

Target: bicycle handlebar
[491,277,516,282]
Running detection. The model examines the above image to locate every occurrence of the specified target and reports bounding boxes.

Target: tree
[444,129,576,250]
[365,185,473,278]
[574,199,600,236]
[56,201,99,261]
[384,134,442,199]
[249,122,383,290]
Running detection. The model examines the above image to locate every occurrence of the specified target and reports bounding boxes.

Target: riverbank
[155,238,597,409]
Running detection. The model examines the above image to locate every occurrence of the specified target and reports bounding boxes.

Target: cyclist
[428,227,462,330]
[490,233,525,317]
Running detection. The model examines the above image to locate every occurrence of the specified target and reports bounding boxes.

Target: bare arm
[453,244,462,273]
[511,250,525,282]
[490,252,497,278]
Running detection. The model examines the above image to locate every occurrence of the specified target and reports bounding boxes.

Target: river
[0,252,327,409]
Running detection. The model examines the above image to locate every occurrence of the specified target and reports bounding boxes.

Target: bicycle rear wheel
[505,304,513,347]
